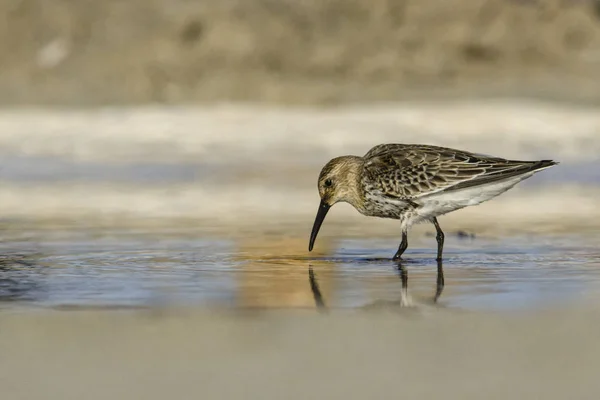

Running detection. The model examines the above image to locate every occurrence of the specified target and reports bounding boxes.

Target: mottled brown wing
[363,144,552,199]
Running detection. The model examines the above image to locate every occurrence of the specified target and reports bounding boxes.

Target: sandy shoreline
[0,101,597,235]
[1,306,600,399]
[0,101,598,163]
[0,183,598,237]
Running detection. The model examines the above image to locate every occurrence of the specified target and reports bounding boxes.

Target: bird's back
[360,144,557,224]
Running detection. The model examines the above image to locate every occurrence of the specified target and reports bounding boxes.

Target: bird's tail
[534,160,559,171]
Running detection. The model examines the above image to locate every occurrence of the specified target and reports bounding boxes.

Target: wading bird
[308,144,557,260]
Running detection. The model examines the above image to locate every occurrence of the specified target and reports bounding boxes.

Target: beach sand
[2,305,600,399]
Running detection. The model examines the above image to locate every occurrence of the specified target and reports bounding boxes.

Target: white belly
[412,172,536,223]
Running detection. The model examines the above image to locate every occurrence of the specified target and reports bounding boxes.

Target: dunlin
[308,144,557,260]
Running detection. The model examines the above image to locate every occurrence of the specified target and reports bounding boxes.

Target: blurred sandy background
[1,0,600,105]
[1,1,600,399]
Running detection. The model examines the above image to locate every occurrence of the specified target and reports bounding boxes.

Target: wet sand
[2,306,600,399]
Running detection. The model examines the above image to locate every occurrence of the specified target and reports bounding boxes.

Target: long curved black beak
[309,199,330,251]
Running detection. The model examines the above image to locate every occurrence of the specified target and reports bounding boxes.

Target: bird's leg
[434,258,445,303]
[432,217,445,261]
[392,231,408,260]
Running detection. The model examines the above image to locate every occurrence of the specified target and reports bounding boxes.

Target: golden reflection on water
[233,236,337,309]
[232,234,451,309]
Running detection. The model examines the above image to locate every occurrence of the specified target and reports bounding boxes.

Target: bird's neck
[336,156,366,212]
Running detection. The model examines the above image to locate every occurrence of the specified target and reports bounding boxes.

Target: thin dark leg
[432,217,445,261]
[392,231,408,260]
[434,259,445,303]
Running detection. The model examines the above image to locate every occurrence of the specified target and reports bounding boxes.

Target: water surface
[1,229,598,311]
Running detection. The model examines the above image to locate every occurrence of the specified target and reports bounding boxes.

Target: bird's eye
[324,179,333,187]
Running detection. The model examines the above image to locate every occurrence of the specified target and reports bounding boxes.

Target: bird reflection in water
[308,260,445,310]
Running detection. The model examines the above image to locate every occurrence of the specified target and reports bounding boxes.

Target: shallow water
[1,228,598,312]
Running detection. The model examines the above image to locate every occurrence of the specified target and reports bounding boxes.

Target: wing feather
[363,144,556,199]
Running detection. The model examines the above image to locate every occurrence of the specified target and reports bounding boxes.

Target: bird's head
[309,156,363,252]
